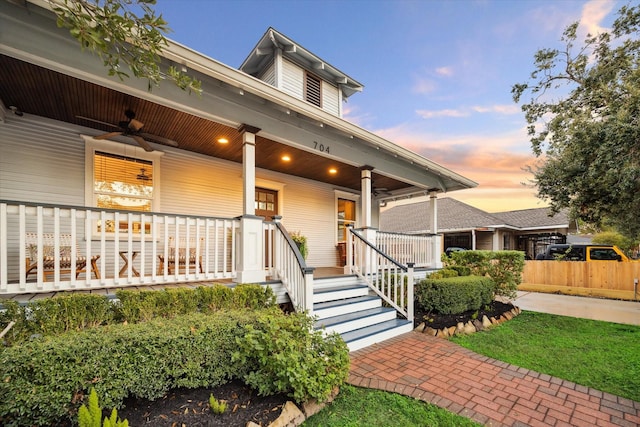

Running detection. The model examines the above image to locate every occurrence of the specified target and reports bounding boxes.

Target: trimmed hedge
[443,250,524,298]
[0,309,349,427]
[415,275,495,314]
[0,284,276,346]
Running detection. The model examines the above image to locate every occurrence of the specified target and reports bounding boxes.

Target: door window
[255,188,278,220]
[337,198,356,242]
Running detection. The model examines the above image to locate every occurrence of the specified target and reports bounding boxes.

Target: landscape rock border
[247,387,339,427]
[414,306,522,338]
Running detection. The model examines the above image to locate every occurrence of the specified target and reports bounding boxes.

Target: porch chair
[157,236,204,274]
[25,232,101,280]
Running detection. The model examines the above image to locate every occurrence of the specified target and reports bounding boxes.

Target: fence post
[407,262,414,322]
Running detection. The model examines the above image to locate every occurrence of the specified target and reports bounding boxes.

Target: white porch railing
[346,226,414,321]
[376,230,434,268]
[0,200,239,294]
[266,218,314,314]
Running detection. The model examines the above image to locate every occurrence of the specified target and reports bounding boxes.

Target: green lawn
[303,311,640,426]
[302,384,481,427]
[451,311,640,402]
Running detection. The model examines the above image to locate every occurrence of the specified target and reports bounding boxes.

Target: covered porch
[0,2,476,349]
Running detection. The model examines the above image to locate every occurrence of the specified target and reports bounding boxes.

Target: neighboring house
[380,198,574,259]
[0,2,476,350]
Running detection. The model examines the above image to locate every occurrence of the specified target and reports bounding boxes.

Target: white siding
[1,115,350,270]
[321,82,340,116]
[281,59,304,101]
[258,61,276,87]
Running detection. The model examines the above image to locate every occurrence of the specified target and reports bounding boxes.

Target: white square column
[236,125,266,283]
[429,191,443,268]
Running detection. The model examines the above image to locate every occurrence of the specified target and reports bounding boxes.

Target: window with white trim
[84,137,163,236]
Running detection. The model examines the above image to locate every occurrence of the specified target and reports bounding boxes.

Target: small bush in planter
[290,231,308,260]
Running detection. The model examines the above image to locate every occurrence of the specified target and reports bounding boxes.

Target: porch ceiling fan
[77,109,178,152]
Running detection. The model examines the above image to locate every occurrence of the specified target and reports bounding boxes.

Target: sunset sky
[154,0,620,213]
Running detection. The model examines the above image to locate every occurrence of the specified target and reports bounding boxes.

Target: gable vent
[305,73,322,107]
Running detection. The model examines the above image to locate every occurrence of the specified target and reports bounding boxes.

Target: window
[304,72,322,107]
[84,137,163,236]
[337,198,356,242]
[255,187,278,221]
[94,151,154,212]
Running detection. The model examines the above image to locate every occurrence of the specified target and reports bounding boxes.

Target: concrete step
[315,306,397,335]
[341,318,414,352]
[313,295,380,320]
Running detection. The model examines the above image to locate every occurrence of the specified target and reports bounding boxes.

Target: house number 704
[313,141,330,154]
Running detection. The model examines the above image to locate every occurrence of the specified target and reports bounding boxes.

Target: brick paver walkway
[348,332,640,426]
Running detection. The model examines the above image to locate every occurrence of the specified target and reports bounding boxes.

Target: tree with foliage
[50,0,201,94]
[512,4,640,239]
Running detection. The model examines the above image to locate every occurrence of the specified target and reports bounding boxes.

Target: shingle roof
[379,198,570,233]
[492,207,570,228]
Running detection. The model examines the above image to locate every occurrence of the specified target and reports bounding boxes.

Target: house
[0,1,476,350]
[380,198,574,259]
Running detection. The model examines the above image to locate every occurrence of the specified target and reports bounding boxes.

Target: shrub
[428,268,459,279]
[195,284,234,312]
[0,284,277,347]
[232,284,277,309]
[444,250,524,298]
[232,310,350,403]
[415,275,495,315]
[0,311,257,426]
[0,308,349,426]
[0,294,113,346]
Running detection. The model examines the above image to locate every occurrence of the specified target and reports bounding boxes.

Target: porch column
[360,166,373,228]
[237,124,266,283]
[429,191,442,268]
[361,166,376,274]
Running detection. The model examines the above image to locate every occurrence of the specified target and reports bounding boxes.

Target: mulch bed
[413,300,516,330]
[117,380,289,427]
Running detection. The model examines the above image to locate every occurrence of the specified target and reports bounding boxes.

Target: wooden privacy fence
[520,260,640,301]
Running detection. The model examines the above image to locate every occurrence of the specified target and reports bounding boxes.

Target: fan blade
[132,135,154,152]
[93,132,123,140]
[140,132,179,147]
[76,115,120,129]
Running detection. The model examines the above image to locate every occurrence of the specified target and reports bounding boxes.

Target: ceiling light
[217,137,229,144]
[282,155,291,162]
[329,168,337,174]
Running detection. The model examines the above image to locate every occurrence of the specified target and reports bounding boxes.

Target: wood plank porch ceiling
[0,55,407,194]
